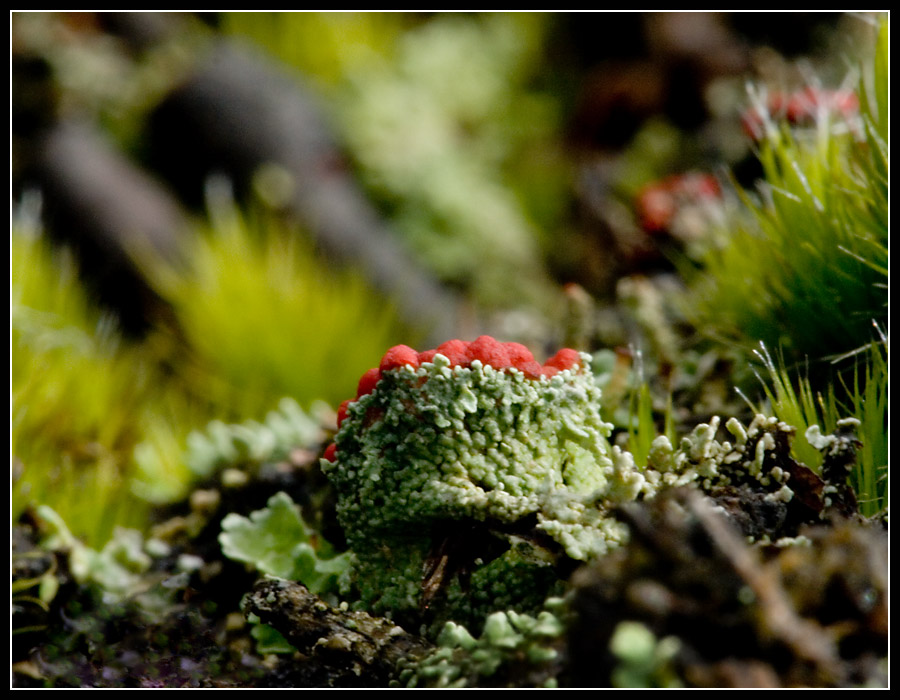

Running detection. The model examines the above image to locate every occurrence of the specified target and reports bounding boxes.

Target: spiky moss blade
[12,223,177,545]
[685,17,887,365]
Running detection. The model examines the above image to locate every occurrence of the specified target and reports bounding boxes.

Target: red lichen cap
[323,442,338,462]
[347,338,584,411]
[503,342,535,367]
[544,348,582,372]
[418,349,438,364]
[337,398,352,429]
[637,172,721,234]
[356,367,382,398]
[637,184,677,234]
[786,87,859,124]
[742,88,859,141]
[502,342,543,378]
[467,335,511,370]
[516,360,545,379]
[434,339,471,368]
[379,344,420,373]
[679,173,720,200]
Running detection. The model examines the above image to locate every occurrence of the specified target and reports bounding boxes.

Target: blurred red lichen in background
[741,87,859,141]
[636,172,722,235]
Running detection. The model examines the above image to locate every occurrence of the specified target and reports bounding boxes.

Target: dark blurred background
[12,12,853,342]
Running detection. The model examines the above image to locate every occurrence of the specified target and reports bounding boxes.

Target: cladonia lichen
[321,337,653,628]
[396,599,568,688]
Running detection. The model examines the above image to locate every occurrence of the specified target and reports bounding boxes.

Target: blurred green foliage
[223,12,569,312]
[401,603,566,688]
[144,190,411,418]
[609,621,681,688]
[177,397,325,482]
[12,190,411,544]
[11,207,176,544]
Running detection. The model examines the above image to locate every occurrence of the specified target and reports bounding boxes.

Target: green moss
[11,220,182,544]
[686,16,887,365]
[144,201,411,419]
[748,339,888,517]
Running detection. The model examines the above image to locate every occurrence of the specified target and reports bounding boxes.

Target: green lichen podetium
[323,343,653,630]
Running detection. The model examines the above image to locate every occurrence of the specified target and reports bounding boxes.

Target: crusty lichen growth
[321,337,654,628]
[646,415,802,496]
[645,413,865,539]
[397,600,568,688]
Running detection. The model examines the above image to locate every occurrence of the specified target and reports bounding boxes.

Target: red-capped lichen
[343,336,584,428]
[319,336,648,625]
[741,87,859,141]
[636,172,722,235]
